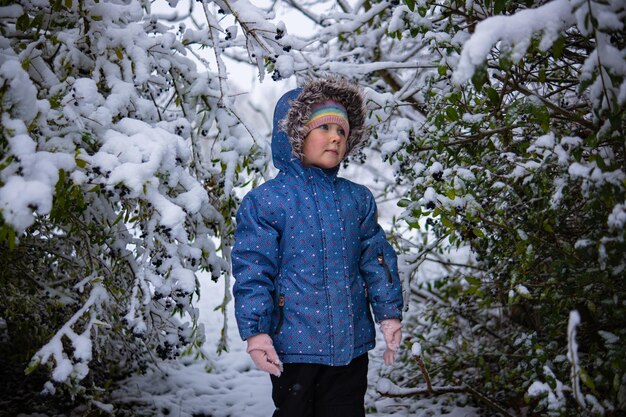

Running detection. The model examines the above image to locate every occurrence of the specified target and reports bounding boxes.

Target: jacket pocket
[274,294,285,335]
[377,252,393,283]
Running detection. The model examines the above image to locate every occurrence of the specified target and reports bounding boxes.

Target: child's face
[301,123,347,169]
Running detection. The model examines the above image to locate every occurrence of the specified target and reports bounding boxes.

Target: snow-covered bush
[254,0,624,414]
[2,0,624,414]
[352,0,625,414]
[0,0,287,411]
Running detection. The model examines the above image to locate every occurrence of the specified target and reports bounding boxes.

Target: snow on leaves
[280,0,624,414]
[0,0,279,396]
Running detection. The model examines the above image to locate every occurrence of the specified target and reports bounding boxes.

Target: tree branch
[494,73,594,131]
[377,377,515,417]
[414,125,521,152]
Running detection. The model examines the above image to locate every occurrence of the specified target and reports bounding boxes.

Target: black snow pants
[270,353,368,417]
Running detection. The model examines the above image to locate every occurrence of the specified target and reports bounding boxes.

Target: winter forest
[0,0,624,416]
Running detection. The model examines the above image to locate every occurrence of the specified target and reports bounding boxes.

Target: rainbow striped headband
[305,101,350,139]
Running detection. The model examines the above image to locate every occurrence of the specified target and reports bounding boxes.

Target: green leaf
[471,65,488,92]
[25,358,41,375]
[499,55,512,71]
[466,276,481,286]
[552,36,565,59]
[485,87,499,106]
[115,47,123,60]
[494,0,507,15]
[64,0,72,9]
[542,221,554,233]
[16,14,30,32]
[438,65,448,76]
[31,13,44,30]
[445,106,459,121]
[0,225,7,243]
[579,368,596,390]
[447,91,461,104]
[531,105,550,132]
[397,199,412,208]
[0,155,14,170]
[441,216,454,229]
[472,228,485,238]
[407,220,421,229]
[111,212,124,226]
[405,0,416,11]
[7,227,16,250]
[75,158,87,168]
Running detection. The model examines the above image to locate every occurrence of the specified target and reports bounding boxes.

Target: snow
[423,187,437,204]
[411,341,422,357]
[598,330,619,345]
[32,284,110,385]
[0,176,52,233]
[109,274,479,417]
[0,60,39,122]
[0,116,75,233]
[1,0,621,414]
[515,284,530,296]
[527,365,567,410]
[607,203,626,231]
[0,4,23,18]
[453,0,575,83]
[567,310,586,407]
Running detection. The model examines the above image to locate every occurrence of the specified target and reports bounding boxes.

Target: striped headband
[304,101,350,139]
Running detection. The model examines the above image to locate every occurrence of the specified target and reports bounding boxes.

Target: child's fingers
[249,350,283,377]
[265,347,284,373]
[263,361,283,377]
[391,328,402,349]
[383,349,396,365]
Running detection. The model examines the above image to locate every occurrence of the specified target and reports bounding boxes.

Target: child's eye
[318,124,329,131]
[337,128,346,137]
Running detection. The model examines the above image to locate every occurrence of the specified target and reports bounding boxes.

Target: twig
[456,378,516,417]
[377,376,515,417]
[284,0,321,24]
[415,355,433,393]
[414,125,521,152]
[493,73,594,131]
[377,383,466,396]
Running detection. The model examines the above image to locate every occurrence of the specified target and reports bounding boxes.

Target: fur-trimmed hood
[272,78,369,172]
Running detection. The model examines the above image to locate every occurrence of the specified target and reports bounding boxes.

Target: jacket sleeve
[359,187,403,323]
[232,193,280,340]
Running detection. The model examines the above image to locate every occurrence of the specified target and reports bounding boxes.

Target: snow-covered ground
[113,272,480,417]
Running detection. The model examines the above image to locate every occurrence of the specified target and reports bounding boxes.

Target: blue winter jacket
[232,87,403,366]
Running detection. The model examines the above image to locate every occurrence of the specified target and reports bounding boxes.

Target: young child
[232,78,403,417]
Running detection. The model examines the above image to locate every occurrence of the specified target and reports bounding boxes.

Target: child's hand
[246,333,284,377]
[380,319,402,365]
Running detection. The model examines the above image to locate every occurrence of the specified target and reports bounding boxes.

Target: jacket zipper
[378,252,393,283]
[275,294,285,335]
